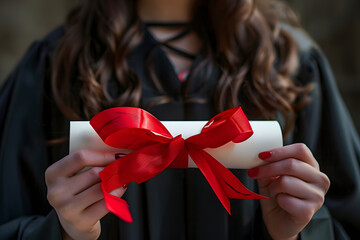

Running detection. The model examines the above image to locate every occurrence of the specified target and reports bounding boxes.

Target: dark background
[0,0,359,131]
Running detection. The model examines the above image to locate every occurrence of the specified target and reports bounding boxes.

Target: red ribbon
[90,107,267,223]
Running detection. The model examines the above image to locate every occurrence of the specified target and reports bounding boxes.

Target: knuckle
[314,160,320,170]
[295,143,310,156]
[46,190,56,206]
[74,149,89,165]
[47,188,62,207]
[45,163,62,185]
[270,177,289,197]
[47,183,68,207]
[44,166,54,185]
[278,176,291,189]
[303,209,314,223]
[88,167,102,179]
[300,203,322,223]
[311,187,325,206]
[315,192,325,205]
[285,158,298,172]
[297,205,314,223]
[77,220,92,232]
[59,204,75,220]
[320,173,331,192]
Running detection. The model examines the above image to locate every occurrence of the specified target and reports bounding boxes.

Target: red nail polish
[115,153,127,159]
[122,183,128,189]
[258,151,272,160]
[248,168,259,178]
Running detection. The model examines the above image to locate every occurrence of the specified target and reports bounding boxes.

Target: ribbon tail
[101,183,133,223]
[190,149,267,214]
[189,148,231,214]
[208,155,268,200]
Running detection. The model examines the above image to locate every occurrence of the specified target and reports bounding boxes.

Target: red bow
[90,107,266,223]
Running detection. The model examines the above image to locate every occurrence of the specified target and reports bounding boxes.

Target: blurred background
[0,0,359,131]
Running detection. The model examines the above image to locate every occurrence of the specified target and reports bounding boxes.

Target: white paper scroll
[70,121,283,169]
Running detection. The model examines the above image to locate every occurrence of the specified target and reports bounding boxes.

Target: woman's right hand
[45,149,126,240]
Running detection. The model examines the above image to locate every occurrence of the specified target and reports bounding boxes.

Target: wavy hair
[52,0,311,136]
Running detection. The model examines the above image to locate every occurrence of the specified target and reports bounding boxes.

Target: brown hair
[52,0,311,136]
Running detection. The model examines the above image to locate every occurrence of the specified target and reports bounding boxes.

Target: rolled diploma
[70,121,283,169]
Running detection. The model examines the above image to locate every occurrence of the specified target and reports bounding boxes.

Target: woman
[0,0,358,239]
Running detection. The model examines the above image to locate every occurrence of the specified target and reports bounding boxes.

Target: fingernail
[258,151,272,160]
[115,153,127,159]
[122,183,128,189]
[248,168,259,178]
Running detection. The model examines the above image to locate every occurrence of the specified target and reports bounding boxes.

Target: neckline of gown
[133,21,206,98]
[127,21,219,102]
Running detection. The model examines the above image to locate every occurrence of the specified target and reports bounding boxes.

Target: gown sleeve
[0,30,64,239]
[289,28,360,240]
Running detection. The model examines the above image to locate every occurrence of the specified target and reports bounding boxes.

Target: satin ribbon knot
[90,107,266,223]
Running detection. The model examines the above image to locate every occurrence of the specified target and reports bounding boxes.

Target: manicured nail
[258,151,272,160]
[122,183,128,189]
[115,153,127,159]
[248,168,259,178]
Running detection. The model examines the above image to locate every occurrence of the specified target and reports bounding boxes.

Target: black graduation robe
[0,23,359,240]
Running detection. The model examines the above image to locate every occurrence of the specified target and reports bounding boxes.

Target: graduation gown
[0,24,359,240]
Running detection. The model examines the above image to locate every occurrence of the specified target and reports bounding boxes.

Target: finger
[276,193,319,222]
[46,167,103,207]
[53,153,128,195]
[47,150,117,180]
[82,199,109,224]
[58,183,127,224]
[71,183,105,211]
[81,184,127,222]
[69,167,104,195]
[268,176,325,203]
[55,183,105,221]
[249,158,321,184]
[109,186,127,198]
[259,143,319,169]
[72,180,127,209]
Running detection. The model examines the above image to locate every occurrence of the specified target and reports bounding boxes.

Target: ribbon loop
[90,107,267,223]
[186,107,253,148]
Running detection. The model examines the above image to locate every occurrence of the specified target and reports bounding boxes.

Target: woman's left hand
[248,143,330,240]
